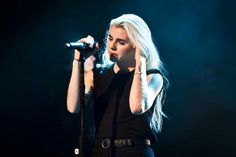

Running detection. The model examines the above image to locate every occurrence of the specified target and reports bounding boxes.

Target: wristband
[134,72,144,74]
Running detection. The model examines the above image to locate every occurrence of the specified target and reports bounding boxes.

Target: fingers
[74,35,99,60]
[87,55,96,62]
[84,55,96,72]
[135,46,146,61]
[79,35,95,48]
[95,42,99,49]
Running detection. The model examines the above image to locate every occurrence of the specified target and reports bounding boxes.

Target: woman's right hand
[74,35,99,72]
[73,35,99,61]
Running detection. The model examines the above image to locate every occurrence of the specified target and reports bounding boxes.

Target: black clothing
[89,65,161,157]
[92,144,154,157]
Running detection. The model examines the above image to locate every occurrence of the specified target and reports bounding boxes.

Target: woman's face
[107,26,135,63]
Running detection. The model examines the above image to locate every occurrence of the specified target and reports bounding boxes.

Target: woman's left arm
[129,55,163,115]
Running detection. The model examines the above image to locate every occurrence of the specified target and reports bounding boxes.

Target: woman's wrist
[73,59,81,66]
[134,72,145,75]
[135,57,146,74]
[74,58,80,61]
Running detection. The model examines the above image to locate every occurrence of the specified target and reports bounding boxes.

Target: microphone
[64,41,100,60]
[64,41,97,51]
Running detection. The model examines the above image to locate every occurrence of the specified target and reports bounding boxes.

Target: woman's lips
[109,52,118,57]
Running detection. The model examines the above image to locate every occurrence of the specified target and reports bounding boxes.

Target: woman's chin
[109,56,118,62]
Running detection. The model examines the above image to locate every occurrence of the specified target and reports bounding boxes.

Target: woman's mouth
[109,52,118,57]
[109,52,118,61]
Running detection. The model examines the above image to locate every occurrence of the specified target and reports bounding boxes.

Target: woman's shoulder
[146,69,162,75]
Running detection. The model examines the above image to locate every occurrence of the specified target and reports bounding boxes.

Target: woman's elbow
[66,100,79,114]
[130,104,144,115]
[67,107,79,114]
[129,97,148,115]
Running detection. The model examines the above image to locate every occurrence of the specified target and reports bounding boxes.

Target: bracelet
[134,72,144,74]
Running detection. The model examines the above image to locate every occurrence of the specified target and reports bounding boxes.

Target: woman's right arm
[66,50,81,113]
[66,35,98,114]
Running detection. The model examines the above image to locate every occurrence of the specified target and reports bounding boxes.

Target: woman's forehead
[109,26,129,40]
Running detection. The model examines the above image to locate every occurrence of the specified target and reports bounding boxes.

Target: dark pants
[91,145,155,157]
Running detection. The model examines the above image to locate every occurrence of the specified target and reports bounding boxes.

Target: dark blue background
[0,0,235,156]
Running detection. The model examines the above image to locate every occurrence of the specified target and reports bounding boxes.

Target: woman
[67,14,169,157]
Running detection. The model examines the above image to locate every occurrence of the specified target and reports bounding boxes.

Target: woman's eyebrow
[109,34,128,42]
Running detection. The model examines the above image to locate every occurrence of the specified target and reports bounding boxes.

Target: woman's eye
[119,41,125,45]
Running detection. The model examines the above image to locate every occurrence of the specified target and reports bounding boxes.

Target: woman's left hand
[135,46,146,62]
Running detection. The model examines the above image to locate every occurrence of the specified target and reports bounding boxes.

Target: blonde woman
[67,14,169,157]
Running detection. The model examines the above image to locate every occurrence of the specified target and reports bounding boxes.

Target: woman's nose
[109,41,117,50]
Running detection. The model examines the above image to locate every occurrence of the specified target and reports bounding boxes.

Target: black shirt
[93,65,161,144]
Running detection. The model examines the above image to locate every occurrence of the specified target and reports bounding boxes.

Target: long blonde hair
[100,14,169,132]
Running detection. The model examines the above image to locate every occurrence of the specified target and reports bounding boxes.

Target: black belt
[95,138,151,149]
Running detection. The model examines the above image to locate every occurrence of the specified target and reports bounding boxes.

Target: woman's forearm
[67,60,81,113]
[129,58,149,114]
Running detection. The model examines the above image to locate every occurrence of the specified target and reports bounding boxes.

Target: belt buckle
[114,139,127,147]
[101,139,111,149]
